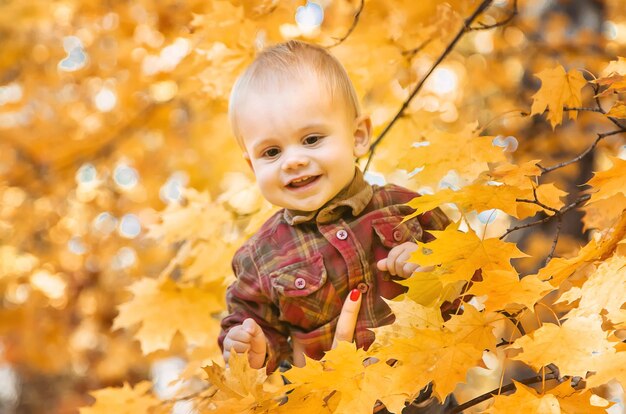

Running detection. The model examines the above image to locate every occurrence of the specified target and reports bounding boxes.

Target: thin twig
[363,0,496,172]
[501,194,590,239]
[536,129,625,174]
[468,0,518,31]
[158,385,217,406]
[401,38,433,57]
[545,215,562,264]
[562,106,604,113]
[515,187,560,214]
[450,373,559,413]
[590,82,626,130]
[326,0,364,49]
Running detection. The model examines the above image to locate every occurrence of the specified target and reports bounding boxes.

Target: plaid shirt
[218,168,450,373]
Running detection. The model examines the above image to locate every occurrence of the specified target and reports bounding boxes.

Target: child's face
[236,73,371,212]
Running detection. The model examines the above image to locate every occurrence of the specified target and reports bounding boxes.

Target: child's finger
[384,245,405,276]
[223,337,251,353]
[376,258,388,271]
[242,318,267,358]
[226,326,252,343]
[332,288,362,348]
[400,262,420,278]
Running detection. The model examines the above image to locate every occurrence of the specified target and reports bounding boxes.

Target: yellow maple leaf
[397,265,465,307]
[274,387,339,414]
[586,156,626,204]
[606,101,626,118]
[398,122,507,187]
[596,57,626,96]
[584,350,626,389]
[601,56,626,76]
[79,381,158,414]
[537,209,626,286]
[485,160,542,188]
[370,295,444,348]
[485,381,560,414]
[530,65,587,129]
[113,278,223,354]
[582,193,626,231]
[404,183,522,219]
[510,315,614,378]
[550,379,611,413]
[557,254,626,325]
[409,221,528,285]
[467,269,553,314]
[444,305,498,351]
[146,188,234,244]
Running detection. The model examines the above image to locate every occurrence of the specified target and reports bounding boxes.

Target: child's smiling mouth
[286,175,321,190]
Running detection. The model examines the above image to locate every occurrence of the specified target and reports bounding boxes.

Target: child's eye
[263,148,280,158]
[303,135,322,145]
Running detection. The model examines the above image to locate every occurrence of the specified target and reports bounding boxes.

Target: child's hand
[223,318,267,369]
[376,241,433,279]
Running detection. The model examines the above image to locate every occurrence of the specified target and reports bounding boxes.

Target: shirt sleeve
[218,244,292,373]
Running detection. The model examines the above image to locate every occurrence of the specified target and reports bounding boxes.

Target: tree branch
[363,0,497,172]
[468,0,518,31]
[450,372,559,413]
[500,194,590,239]
[326,0,364,49]
[515,186,560,214]
[536,129,625,174]
[545,215,562,264]
[401,38,433,57]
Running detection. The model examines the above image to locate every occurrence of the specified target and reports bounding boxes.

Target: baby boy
[217,40,450,377]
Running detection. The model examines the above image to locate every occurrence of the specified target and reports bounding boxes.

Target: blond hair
[228,40,361,147]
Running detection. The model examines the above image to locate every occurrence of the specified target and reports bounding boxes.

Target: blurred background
[1,0,625,412]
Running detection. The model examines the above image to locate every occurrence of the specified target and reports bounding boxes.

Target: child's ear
[353,114,371,158]
[243,152,255,173]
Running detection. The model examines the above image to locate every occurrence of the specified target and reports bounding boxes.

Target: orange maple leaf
[79,381,158,414]
[530,65,587,129]
[408,221,528,285]
[113,278,223,354]
[586,156,626,204]
[467,269,553,313]
[510,315,614,378]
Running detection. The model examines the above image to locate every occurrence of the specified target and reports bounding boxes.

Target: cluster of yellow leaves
[202,352,290,413]
[25,0,619,410]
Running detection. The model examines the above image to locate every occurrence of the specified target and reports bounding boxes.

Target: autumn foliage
[1,0,626,413]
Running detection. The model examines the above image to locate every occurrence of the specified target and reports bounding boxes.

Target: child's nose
[281,153,309,171]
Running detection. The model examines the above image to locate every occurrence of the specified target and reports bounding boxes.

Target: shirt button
[357,282,369,294]
[336,229,348,240]
[393,230,403,242]
[294,277,306,289]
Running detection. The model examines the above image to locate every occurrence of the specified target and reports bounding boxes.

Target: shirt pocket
[269,253,341,331]
[372,215,423,249]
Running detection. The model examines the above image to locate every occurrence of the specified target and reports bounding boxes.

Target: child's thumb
[243,318,266,358]
[242,318,261,336]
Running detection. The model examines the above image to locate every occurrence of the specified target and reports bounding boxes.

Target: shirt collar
[283,167,374,226]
